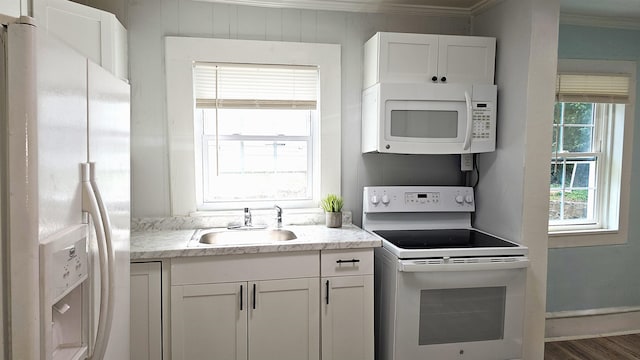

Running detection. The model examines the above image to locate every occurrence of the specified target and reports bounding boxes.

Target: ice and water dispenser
[40,225,89,360]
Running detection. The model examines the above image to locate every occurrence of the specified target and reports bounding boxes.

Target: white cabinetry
[249,278,320,359]
[171,282,247,360]
[363,32,495,88]
[321,249,374,360]
[32,0,128,80]
[130,262,163,360]
[171,252,320,360]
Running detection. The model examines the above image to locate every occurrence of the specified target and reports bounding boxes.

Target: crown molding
[470,0,501,16]
[560,12,640,31]
[193,0,482,17]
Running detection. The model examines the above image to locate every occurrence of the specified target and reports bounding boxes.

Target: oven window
[419,287,506,345]
[390,110,458,138]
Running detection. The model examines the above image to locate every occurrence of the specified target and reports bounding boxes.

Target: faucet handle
[243,207,252,227]
[274,205,282,228]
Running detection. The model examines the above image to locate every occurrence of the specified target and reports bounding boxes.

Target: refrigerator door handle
[81,163,112,360]
[89,162,116,360]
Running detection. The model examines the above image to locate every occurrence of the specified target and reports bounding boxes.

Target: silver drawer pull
[336,259,360,264]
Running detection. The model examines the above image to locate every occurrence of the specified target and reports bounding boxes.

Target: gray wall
[473,0,559,358]
[546,24,640,312]
[123,0,470,220]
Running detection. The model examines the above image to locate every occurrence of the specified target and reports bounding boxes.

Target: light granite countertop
[131,224,381,260]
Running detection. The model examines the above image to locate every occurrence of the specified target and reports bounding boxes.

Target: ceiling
[200,0,640,25]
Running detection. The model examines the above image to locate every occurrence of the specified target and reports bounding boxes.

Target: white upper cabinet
[363,32,495,88]
[364,32,439,87]
[32,0,128,80]
[437,35,496,85]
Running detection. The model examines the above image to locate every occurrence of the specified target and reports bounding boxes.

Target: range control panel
[363,186,475,213]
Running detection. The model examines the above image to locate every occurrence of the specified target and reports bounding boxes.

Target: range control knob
[381,195,390,205]
[455,195,464,204]
[370,195,380,205]
[465,195,474,204]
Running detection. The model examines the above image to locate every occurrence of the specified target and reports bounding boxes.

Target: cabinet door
[130,262,163,360]
[171,282,247,360]
[321,275,374,360]
[32,0,128,79]
[437,35,496,84]
[378,32,439,85]
[249,278,320,360]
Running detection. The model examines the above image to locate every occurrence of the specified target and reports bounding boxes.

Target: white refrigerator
[1,17,130,360]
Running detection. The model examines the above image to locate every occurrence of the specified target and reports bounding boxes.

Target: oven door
[394,258,528,360]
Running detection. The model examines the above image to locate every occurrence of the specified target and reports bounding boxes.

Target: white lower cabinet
[321,249,375,360]
[171,282,247,360]
[249,278,320,360]
[130,262,163,360]
[170,252,320,360]
[169,249,374,360]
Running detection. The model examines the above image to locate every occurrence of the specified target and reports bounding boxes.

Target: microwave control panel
[472,103,493,140]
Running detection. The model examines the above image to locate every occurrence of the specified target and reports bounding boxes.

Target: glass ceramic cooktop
[374,229,518,250]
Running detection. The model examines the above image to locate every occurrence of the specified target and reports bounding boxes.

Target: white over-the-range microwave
[362,83,497,154]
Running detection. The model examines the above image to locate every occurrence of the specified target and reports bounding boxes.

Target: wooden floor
[545,334,640,359]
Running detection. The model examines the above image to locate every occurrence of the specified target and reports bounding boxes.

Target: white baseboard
[545,306,640,341]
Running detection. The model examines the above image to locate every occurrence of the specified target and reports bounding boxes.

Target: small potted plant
[321,194,344,228]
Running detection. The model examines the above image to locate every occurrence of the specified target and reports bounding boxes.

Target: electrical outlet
[461,154,473,171]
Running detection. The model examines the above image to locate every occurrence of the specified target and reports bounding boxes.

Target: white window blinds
[193,63,319,109]
[556,73,631,103]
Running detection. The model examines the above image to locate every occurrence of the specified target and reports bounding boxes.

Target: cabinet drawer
[321,249,373,277]
[172,251,319,285]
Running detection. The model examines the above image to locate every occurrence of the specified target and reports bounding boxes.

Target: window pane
[202,108,311,136]
[551,126,559,154]
[549,160,596,223]
[549,163,563,189]
[562,103,593,125]
[549,190,561,221]
[553,103,561,125]
[205,140,310,202]
[562,126,593,152]
[562,190,590,220]
[572,161,594,188]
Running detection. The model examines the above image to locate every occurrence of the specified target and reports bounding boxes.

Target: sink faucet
[244,207,252,227]
[274,205,282,228]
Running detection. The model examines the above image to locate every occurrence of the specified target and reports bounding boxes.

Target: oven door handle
[398,258,529,272]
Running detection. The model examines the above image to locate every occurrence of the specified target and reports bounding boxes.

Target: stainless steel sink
[196,229,297,245]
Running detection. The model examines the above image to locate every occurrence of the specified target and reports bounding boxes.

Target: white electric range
[363,186,528,360]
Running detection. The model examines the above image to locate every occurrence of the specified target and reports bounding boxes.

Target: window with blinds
[193,63,320,205]
[550,70,630,229]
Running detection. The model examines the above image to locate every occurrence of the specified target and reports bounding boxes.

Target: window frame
[549,102,604,228]
[548,59,635,248]
[166,37,341,215]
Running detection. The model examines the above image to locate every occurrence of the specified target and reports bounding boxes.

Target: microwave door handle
[463,91,473,151]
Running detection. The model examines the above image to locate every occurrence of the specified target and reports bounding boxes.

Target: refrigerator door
[6,21,88,359]
[87,60,130,360]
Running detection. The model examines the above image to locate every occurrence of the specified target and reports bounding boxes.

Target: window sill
[548,228,626,248]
